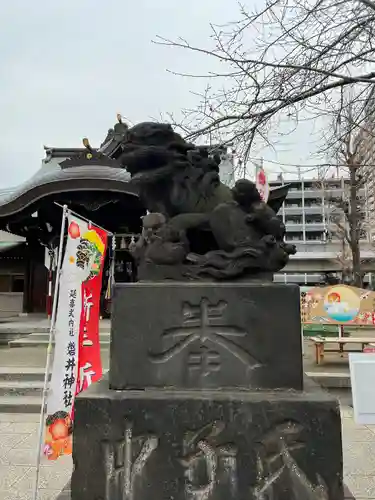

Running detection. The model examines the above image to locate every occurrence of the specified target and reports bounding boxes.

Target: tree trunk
[349,165,362,288]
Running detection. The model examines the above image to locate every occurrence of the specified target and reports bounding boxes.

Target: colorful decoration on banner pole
[301,285,375,326]
[255,162,269,202]
[43,214,107,461]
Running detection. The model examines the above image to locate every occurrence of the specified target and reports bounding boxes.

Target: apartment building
[270,177,375,285]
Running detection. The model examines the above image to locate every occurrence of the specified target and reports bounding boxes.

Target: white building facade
[271,177,375,285]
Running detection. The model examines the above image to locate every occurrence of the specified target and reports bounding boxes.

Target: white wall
[0,293,23,318]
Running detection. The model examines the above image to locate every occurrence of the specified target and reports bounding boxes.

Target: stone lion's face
[233,180,261,204]
[142,213,166,243]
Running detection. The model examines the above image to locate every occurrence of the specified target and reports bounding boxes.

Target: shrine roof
[0,130,231,221]
[0,230,25,242]
[0,158,136,219]
[43,147,88,160]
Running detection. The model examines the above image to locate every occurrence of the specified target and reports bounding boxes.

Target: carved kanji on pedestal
[149,298,262,378]
[103,421,158,500]
[180,421,238,500]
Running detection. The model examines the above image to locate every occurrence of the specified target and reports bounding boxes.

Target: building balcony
[289,248,375,260]
[303,189,324,198]
[285,223,304,232]
[283,205,325,215]
[304,223,325,231]
[322,189,344,198]
[286,189,338,200]
[274,272,372,284]
[273,273,323,284]
[292,241,339,251]
[286,191,303,199]
[303,206,323,214]
[283,206,303,215]
[285,218,303,224]
[322,204,342,213]
[291,251,337,260]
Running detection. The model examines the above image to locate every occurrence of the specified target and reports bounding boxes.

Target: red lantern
[68,221,80,239]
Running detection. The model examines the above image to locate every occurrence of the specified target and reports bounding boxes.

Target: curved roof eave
[0,166,140,219]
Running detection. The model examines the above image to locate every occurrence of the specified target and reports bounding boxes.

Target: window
[305,216,323,224]
[306,232,324,241]
[0,275,24,293]
[329,196,343,204]
[285,202,302,208]
[289,183,302,191]
[285,216,302,224]
[0,276,11,292]
[11,277,24,293]
[285,232,303,241]
[305,198,321,207]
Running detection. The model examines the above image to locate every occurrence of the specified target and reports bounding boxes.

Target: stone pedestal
[70,283,344,499]
[71,377,343,499]
[110,283,303,390]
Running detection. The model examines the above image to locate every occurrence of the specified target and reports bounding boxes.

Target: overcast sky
[0,0,325,189]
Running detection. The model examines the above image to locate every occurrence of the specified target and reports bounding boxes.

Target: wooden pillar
[22,238,48,314]
[32,243,48,313]
[22,238,33,313]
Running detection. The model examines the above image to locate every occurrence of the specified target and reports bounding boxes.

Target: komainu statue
[116,122,296,281]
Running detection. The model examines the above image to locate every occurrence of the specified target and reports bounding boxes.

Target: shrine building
[0,119,232,317]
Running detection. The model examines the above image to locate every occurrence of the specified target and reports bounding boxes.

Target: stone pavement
[0,405,371,499]
[341,404,375,499]
[0,413,72,500]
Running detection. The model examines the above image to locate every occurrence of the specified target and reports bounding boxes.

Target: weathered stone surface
[118,122,295,281]
[109,282,303,391]
[70,376,344,500]
[56,483,71,499]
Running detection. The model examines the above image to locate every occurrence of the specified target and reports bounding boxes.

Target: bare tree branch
[156,0,375,158]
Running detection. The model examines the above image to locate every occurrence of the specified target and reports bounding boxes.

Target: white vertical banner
[44,214,95,460]
[34,205,68,500]
[34,207,108,500]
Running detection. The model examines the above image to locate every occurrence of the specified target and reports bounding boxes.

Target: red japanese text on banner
[76,225,108,395]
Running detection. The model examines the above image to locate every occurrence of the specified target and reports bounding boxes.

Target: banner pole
[104,234,116,315]
[111,234,116,291]
[54,202,112,235]
[33,205,68,500]
[46,249,54,319]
